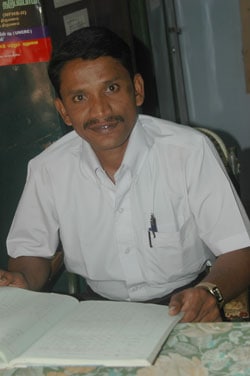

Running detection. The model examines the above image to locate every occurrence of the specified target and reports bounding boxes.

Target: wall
[146,0,250,212]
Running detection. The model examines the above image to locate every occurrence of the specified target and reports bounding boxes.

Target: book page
[17,301,182,367]
[0,287,76,366]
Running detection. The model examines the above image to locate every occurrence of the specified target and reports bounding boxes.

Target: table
[2,322,250,376]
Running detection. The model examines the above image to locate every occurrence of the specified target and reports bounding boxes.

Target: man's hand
[168,287,222,322]
[0,270,29,289]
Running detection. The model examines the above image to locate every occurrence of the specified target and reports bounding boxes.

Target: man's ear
[133,73,145,107]
[54,98,72,127]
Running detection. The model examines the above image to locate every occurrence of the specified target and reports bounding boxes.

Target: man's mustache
[83,115,124,130]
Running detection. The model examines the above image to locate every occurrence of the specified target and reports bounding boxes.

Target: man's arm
[201,248,250,299]
[0,256,51,291]
[169,248,250,322]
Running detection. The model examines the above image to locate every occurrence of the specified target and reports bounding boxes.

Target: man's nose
[89,94,112,117]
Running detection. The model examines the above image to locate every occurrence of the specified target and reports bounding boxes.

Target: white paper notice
[63,8,89,35]
[54,0,81,8]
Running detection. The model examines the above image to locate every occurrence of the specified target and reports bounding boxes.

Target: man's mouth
[83,116,124,132]
[89,122,117,133]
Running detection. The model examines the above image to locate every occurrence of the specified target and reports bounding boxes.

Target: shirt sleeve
[7,160,60,258]
[186,133,250,255]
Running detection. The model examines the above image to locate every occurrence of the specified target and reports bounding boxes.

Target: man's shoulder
[30,130,81,169]
[138,114,204,147]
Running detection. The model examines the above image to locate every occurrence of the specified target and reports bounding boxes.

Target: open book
[0,287,182,369]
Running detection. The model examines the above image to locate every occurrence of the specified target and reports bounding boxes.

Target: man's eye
[73,94,85,102]
[106,84,119,93]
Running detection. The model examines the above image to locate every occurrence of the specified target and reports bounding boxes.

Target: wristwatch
[195,282,224,308]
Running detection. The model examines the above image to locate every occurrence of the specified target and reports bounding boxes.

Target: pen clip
[150,214,158,236]
[148,214,158,247]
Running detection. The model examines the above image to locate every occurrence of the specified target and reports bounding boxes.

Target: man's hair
[48,26,135,97]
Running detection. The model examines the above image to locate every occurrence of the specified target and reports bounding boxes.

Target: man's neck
[94,144,127,183]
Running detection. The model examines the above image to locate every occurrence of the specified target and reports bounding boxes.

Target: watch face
[213,287,224,303]
[210,286,224,308]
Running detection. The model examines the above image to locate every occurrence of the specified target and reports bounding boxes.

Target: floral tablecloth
[2,322,250,376]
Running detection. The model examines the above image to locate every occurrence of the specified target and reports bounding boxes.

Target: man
[0,26,250,322]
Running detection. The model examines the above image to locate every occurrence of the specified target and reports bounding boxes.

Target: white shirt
[7,115,250,300]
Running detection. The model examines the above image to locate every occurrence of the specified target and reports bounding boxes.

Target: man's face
[55,56,144,156]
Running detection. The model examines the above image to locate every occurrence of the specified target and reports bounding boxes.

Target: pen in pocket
[148,213,158,247]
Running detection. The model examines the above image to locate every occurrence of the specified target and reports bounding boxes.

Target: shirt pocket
[142,217,205,283]
[149,230,181,248]
[150,216,200,249]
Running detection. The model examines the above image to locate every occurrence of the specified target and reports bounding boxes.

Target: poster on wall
[0,0,52,66]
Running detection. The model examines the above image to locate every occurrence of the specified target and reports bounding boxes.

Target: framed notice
[0,0,52,66]
[63,8,89,36]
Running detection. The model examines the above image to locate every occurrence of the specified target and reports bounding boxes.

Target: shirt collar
[120,116,153,180]
[80,116,154,182]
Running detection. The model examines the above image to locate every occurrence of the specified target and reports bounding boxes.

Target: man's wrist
[195,282,224,309]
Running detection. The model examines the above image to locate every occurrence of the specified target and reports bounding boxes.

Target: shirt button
[118,208,124,213]
[125,248,130,254]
